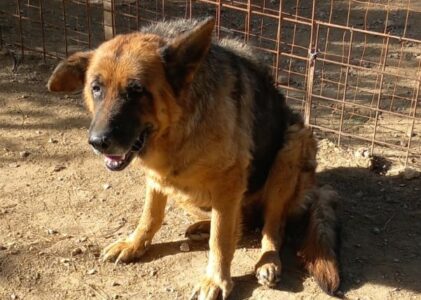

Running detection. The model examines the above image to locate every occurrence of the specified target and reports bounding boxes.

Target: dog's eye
[127,81,144,95]
[91,82,102,99]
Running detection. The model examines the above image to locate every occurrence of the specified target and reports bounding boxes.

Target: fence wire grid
[1,0,421,170]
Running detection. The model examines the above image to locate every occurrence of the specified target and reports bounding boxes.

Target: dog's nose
[89,134,111,152]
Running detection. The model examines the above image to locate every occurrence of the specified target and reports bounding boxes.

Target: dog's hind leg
[179,202,211,241]
[255,124,317,287]
[185,220,211,241]
[254,169,297,287]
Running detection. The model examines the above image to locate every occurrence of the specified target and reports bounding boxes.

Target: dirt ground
[0,54,420,300]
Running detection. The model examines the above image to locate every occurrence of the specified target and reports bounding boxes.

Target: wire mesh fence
[1,0,420,170]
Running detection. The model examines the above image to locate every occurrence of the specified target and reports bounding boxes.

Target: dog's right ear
[47,51,92,92]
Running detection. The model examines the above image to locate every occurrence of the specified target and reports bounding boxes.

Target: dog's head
[47,18,214,171]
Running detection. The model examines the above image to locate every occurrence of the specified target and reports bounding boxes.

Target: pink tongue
[105,155,125,162]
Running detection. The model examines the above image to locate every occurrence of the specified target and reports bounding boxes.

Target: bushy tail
[299,185,341,295]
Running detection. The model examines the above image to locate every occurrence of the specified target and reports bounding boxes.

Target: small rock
[393,258,400,263]
[52,165,66,172]
[19,151,30,158]
[87,268,97,275]
[47,229,58,235]
[48,138,58,144]
[150,269,157,276]
[33,272,41,280]
[10,294,18,300]
[111,281,121,286]
[406,127,416,138]
[8,163,20,168]
[103,183,112,190]
[0,245,7,250]
[60,258,71,264]
[356,191,364,198]
[400,140,408,147]
[372,227,381,234]
[179,242,190,252]
[71,247,83,256]
[20,95,28,99]
[79,236,88,242]
[355,148,370,159]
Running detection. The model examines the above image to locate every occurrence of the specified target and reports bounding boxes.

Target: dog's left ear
[159,17,215,93]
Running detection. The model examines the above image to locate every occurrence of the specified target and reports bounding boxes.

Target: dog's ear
[159,17,215,93]
[47,51,92,92]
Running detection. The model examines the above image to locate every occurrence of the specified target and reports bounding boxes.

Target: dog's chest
[147,171,213,207]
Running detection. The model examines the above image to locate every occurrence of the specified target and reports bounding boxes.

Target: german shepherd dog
[47,18,340,299]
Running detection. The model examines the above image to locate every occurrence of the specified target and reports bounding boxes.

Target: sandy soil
[0,56,420,300]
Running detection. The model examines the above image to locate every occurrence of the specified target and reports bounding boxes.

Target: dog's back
[143,19,295,194]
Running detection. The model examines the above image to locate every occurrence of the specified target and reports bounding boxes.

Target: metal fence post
[103,0,115,40]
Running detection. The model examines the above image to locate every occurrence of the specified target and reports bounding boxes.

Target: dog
[47,17,340,299]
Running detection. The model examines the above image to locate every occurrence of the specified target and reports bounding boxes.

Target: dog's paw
[101,238,150,264]
[190,276,233,300]
[255,253,282,287]
[185,220,211,241]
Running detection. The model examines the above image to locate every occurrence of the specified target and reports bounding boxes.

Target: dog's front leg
[191,184,243,300]
[102,183,167,263]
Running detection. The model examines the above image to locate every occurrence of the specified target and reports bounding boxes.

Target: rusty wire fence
[1,0,420,170]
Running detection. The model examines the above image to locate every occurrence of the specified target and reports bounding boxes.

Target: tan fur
[47,18,340,299]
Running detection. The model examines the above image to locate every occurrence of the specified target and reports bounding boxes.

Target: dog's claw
[255,262,281,287]
[255,252,282,287]
[190,276,231,300]
[101,238,149,264]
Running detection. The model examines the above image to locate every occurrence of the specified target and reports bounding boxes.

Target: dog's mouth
[103,127,150,171]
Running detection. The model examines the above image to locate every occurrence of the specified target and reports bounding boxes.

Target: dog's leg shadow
[139,239,208,263]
